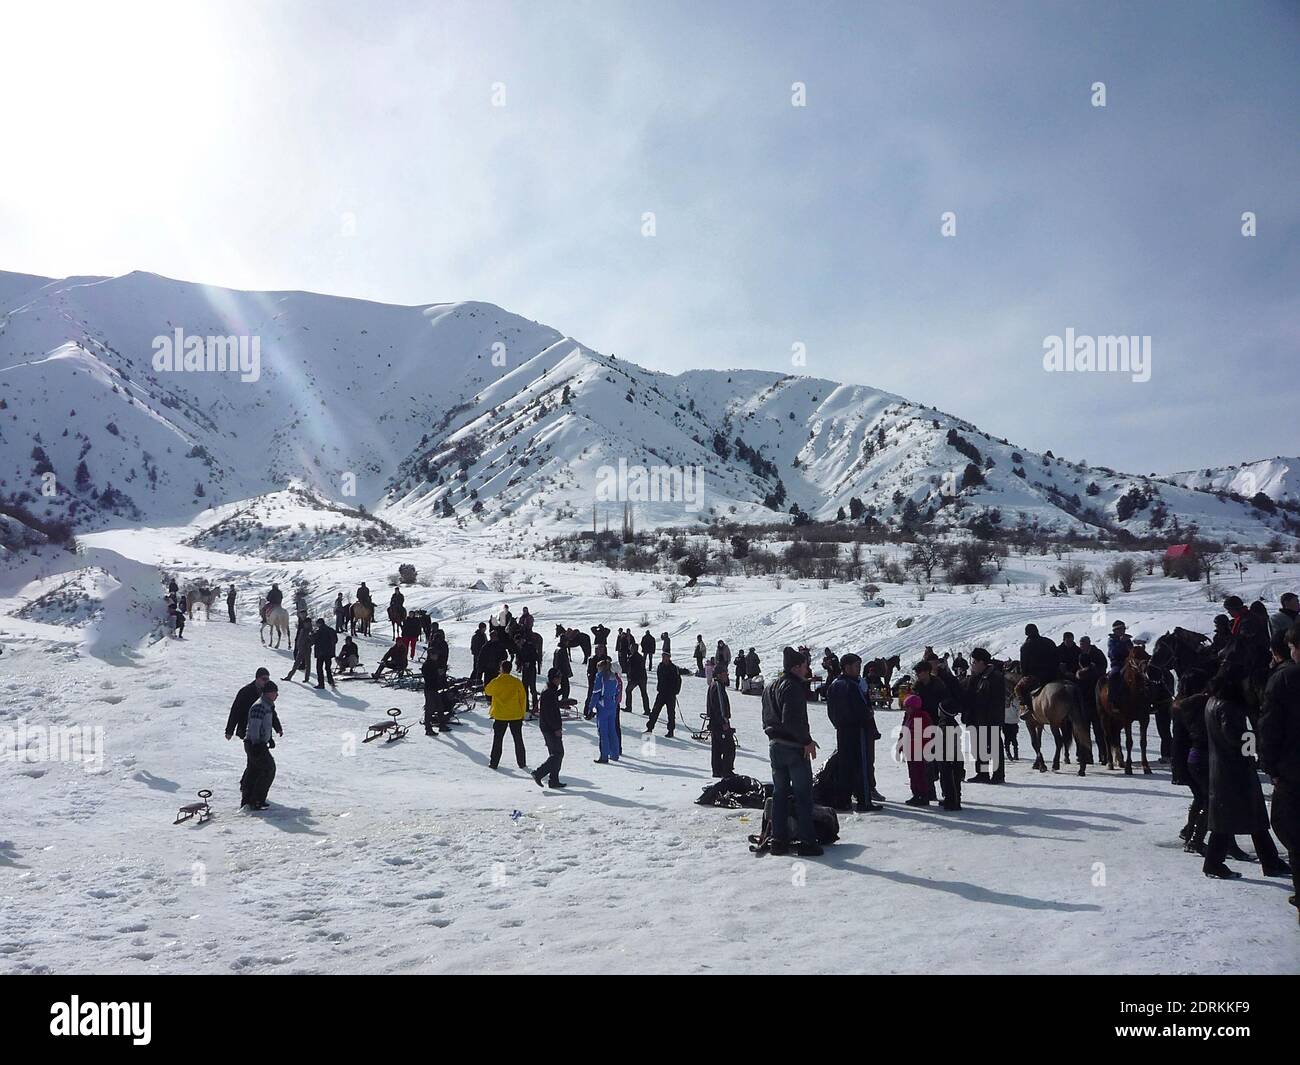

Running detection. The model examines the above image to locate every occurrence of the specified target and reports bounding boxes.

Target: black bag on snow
[748,796,839,854]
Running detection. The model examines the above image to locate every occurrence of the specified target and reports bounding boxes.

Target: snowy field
[1,524,1297,975]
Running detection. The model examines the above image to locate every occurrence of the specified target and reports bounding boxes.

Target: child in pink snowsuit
[900,693,933,805]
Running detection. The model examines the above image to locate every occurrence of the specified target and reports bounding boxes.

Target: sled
[690,713,711,742]
[364,708,409,743]
[174,789,213,825]
[336,657,366,678]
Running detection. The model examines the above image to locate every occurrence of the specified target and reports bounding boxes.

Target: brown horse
[1097,649,1153,774]
[351,602,374,637]
[1017,677,1092,775]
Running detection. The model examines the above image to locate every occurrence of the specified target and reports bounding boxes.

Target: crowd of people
[201,577,1299,926]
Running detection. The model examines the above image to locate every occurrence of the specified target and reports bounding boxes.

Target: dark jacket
[538,688,563,734]
[826,675,871,732]
[1020,634,1060,682]
[762,671,812,747]
[477,638,509,680]
[707,681,733,734]
[1058,641,1081,674]
[966,664,1005,727]
[1259,661,1300,785]
[226,681,263,738]
[640,632,655,656]
[470,628,487,658]
[625,653,647,686]
[1106,633,1132,672]
[1205,695,1269,835]
[266,587,283,607]
[312,624,338,659]
[655,660,682,696]
[1171,692,1209,786]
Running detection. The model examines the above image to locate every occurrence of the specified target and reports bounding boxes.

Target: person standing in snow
[640,629,656,670]
[965,648,1004,784]
[312,618,338,690]
[1259,623,1300,916]
[826,653,877,812]
[485,660,528,771]
[707,666,736,777]
[532,668,567,789]
[647,650,681,735]
[242,681,283,810]
[333,592,348,632]
[762,647,821,856]
[225,667,271,741]
[590,656,623,764]
[226,584,237,623]
[470,623,488,682]
[283,615,314,682]
[552,636,573,705]
[734,646,749,690]
[694,635,707,677]
[624,648,651,715]
[660,632,671,657]
[900,692,933,806]
[715,640,732,678]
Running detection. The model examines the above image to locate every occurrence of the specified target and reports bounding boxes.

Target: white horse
[260,605,292,648]
[186,584,219,620]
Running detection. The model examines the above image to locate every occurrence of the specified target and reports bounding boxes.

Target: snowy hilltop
[2,269,1295,546]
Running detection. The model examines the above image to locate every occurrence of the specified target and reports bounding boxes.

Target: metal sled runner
[174,789,213,825]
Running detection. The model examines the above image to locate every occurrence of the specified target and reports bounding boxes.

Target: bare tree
[1107,557,1139,593]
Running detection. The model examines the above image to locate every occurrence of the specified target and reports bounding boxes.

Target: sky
[1,0,1296,473]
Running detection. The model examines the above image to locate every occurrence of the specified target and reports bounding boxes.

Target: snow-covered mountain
[1168,457,1300,507]
[2,268,1295,545]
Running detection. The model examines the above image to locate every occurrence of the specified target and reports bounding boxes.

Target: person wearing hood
[900,692,934,807]
[694,635,707,677]
[590,656,623,763]
[761,647,821,856]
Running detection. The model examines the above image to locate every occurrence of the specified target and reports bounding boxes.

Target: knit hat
[903,693,922,710]
[782,646,805,671]
[970,647,992,663]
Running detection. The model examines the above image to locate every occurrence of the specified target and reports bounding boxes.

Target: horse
[1017,676,1092,775]
[1151,628,1215,698]
[186,584,219,620]
[351,602,374,637]
[388,603,407,640]
[867,654,901,690]
[555,625,591,663]
[260,605,292,648]
[1097,647,1153,774]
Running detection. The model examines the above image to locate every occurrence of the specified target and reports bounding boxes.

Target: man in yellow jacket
[485,660,529,770]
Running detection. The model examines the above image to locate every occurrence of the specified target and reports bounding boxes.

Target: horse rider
[1106,620,1134,707]
[1016,623,1060,706]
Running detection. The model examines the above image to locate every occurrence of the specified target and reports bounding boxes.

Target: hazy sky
[2,0,1296,472]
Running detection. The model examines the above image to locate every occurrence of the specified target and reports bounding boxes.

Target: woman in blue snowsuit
[590,657,623,763]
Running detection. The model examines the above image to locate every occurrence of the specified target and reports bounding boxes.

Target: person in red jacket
[900,692,934,806]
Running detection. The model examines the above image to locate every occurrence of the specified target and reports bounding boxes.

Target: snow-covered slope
[1169,457,1300,506]
[2,269,1294,545]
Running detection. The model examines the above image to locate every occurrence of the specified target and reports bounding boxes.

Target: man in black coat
[762,647,821,856]
[647,652,682,735]
[640,630,656,670]
[1018,624,1060,686]
[312,619,338,689]
[532,669,568,789]
[1259,624,1300,912]
[825,654,879,812]
[707,669,735,777]
[225,668,271,739]
[966,648,1005,784]
[1058,631,1081,675]
[624,649,651,715]
[470,623,488,682]
[1203,665,1291,880]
